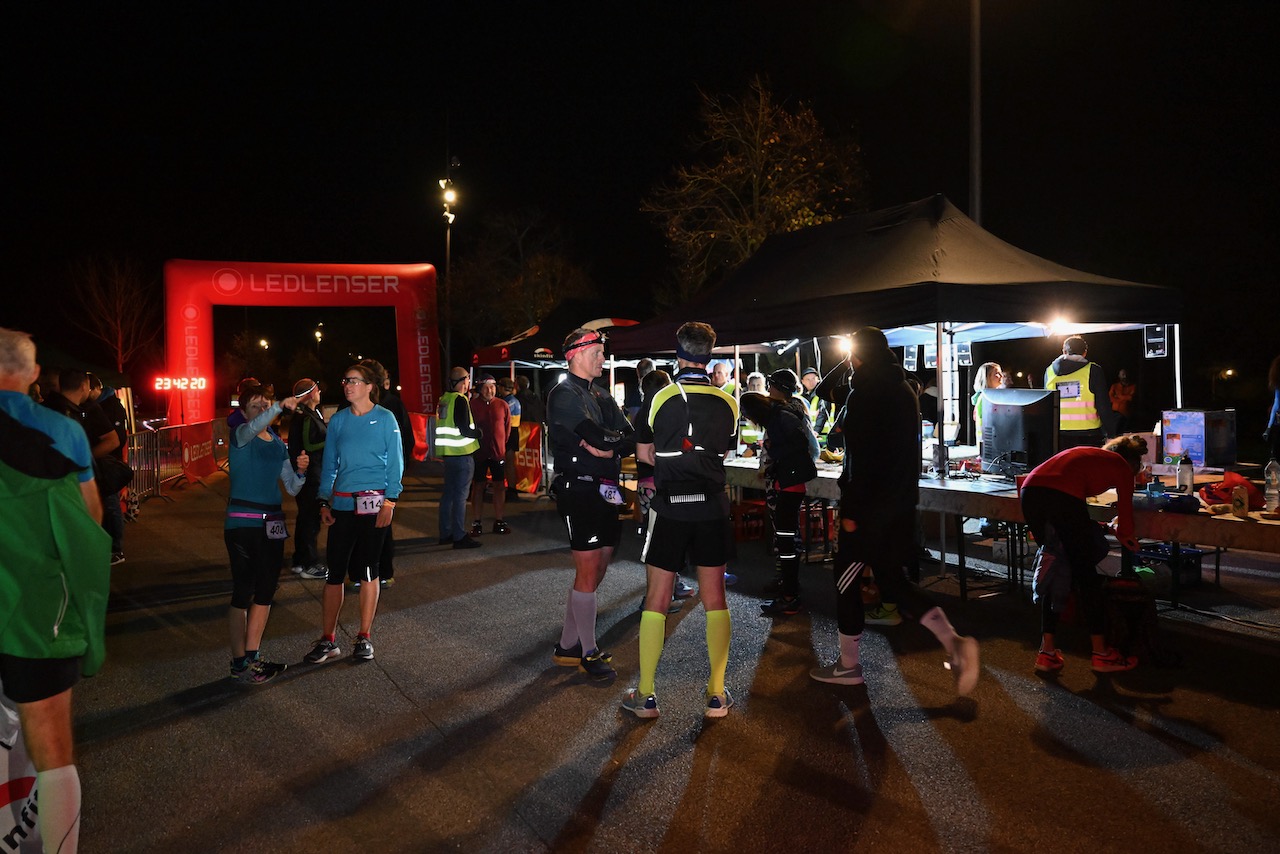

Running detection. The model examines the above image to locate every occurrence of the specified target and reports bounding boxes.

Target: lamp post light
[440,175,457,368]
[259,338,269,350]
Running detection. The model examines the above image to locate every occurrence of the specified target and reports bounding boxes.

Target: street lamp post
[440,171,458,369]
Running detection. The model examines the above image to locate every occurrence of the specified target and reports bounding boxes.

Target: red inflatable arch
[163,259,440,450]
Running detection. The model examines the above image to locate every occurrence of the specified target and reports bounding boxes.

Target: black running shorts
[642,513,730,572]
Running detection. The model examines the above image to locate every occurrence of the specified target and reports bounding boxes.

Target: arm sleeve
[815,362,851,406]
[280,460,306,496]
[235,402,282,447]
[386,418,404,500]
[574,418,636,457]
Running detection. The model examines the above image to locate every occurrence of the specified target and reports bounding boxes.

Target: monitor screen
[981,387,1060,478]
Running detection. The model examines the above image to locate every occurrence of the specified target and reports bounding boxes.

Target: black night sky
[7,2,1277,450]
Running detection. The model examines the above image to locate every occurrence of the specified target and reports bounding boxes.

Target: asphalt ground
[74,464,1280,853]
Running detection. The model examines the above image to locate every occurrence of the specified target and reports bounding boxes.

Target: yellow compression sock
[638,610,667,696]
[706,609,731,695]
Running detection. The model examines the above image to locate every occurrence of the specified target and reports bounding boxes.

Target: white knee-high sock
[559,594,578,648]
[838,632,863,669]
[37,764,81,853]
[570,590,599,654]
[919,606,960,654]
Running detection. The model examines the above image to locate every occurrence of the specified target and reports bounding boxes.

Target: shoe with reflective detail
[946,636,981,695]
[673,579,696,599]
[759,596,802,616]
[493,520,511,534]
[304,638,341,664]
[864,603,902,626]
[579,649,616,681]
[470,520,483,537]
[299,564,328,580]
[1091,647,1137,673]
[551,642,614,667]
[1035,648,1065,673]
[232,658,287,685]
[705,687,733,718]
[622,688,660,719]
[809,660,865,685]
[353,636,374,661]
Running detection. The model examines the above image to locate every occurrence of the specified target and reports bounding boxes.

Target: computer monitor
[980,387,1060,478]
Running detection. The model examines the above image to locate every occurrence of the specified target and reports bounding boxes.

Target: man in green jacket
[1,326,111,853]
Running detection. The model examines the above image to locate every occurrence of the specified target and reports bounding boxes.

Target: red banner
[513,422,543,494]
[182,422,218,482]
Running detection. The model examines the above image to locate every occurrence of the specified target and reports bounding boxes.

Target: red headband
[564,332,605,356]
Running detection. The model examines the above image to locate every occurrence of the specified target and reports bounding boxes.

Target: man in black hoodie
[1044,335,1114,450]
[811,327,979,696]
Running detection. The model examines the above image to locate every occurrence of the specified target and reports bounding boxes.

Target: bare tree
[450,209,596,348]
[643,76,869,306]
[68,256,163,372]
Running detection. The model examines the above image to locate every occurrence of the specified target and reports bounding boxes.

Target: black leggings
[1021,485,1106,635]
[773,490,803,597]
[832,516,936,636]
[225,527,283,608]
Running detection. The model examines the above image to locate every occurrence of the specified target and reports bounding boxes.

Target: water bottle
[1265,457,1280,511]
[1176,450,1194,494]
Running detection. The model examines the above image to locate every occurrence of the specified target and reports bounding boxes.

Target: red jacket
[1023,447,1136,545]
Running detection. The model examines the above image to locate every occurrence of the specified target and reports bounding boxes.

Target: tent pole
[1173,323,1183,408]
[935,323,947,482]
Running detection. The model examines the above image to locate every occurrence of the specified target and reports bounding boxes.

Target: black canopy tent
[610,194,1181,350]
[609,194,1184,477]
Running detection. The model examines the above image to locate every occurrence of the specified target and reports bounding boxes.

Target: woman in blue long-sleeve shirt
[304,363,404,664]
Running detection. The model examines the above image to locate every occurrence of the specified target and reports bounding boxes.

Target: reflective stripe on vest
[1046,363,1101,430]
[435,392,480,455]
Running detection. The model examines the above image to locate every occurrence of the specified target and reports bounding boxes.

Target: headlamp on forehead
[564,332,606,356]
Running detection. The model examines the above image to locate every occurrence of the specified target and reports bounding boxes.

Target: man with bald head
[547,328,635,680]
[436,367,482,549]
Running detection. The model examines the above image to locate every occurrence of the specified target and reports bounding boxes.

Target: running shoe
[291,565,305,575]
[453,535,482,550]
[723,571,738,587]
[304,638,341,664]
[232,658,287,685]
[553,643,613,667]
[1035,648,1066,673]
[299,564,328,580]
[673,579,697,599]
[111,552,126,566]
[946,636,981,696]
[809,661,865,685]
[493,520,511,534]
[470,520,484,537]
[759,596,802,616]
[353,636,374,661]
[579,649,616,681]
[1091,647,1137,673]
[705,687,734,718]
[864,603,902,626]
[621,688,660,719]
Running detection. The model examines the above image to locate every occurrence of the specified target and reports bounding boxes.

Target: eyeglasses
[340,377,369,386]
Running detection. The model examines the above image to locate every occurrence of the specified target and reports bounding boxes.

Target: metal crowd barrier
[127,419,225,504]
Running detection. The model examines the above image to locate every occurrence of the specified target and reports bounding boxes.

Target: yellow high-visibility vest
[435,392,480,455]
[1046,363,1102,431]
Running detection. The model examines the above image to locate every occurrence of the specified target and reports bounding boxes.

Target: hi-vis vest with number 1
[435,392,479,455]
[1046,363,1102,431]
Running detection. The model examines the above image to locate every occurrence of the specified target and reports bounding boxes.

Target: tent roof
[471,299,639,366]
[610,194,1182,354]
